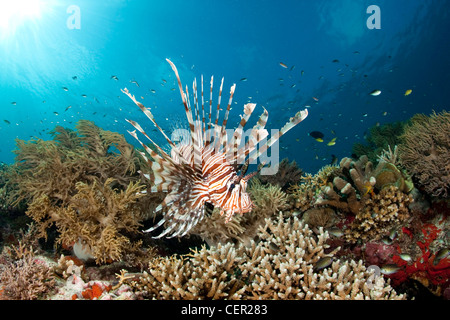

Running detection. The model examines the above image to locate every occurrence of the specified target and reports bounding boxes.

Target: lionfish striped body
[122,59,308,238]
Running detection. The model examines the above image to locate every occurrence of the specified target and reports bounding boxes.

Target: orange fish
[313,97,319,102]
[279,62,288,68]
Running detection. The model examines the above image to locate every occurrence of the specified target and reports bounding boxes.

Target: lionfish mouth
[122,59,308,238]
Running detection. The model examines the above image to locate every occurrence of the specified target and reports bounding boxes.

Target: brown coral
[345,186,412,243]
[5,120,160,264]
[398,110,450,197]
[0,254,55,300]
[256,158,303,191]
[26,178,147,264]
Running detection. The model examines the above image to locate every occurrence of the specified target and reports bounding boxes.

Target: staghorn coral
[344,186,412,243]
[124,214,404,300]
[398,110,450,197]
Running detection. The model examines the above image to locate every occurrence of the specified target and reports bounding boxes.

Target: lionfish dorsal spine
[246,109,308,164]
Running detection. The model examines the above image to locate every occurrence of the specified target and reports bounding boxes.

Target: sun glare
[0,0,43,37]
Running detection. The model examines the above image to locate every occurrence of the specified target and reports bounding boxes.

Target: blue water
[0,0,449,173]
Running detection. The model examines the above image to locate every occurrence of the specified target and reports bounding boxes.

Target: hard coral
[125,213,404,300]
[345,186,412,243]
[398,110,450,197]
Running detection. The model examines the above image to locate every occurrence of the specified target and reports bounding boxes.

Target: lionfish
[122,59,308,238]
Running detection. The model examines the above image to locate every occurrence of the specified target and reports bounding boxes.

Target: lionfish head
[220,175,253,222]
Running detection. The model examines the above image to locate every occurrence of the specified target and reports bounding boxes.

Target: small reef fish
[150,89,156,93]
[4,120,11,124]
[433,248,449,265]
[11,102,16,105]
[130,80,140,87]
[279,62,288,68]
[332,59,339,63]
[312,97,319,102]
[111,75,119,81]
[81,94,87,98]
[62,87,69,91]
[315,257,333,270]
[309,131,324,142]
[327,227,343,237]
[268,242,280,252]
[389,229,397,240]
[53,111,59,115]
[330,154,338,166]
[370,89,382,96]
[72,76,78,80]
[381,236,393,245]
[65,106,72,112]
[380,264,401,275]
[404,89,412,96]
[240,78,248,81]
[327,137,337,146]
[399,254,412,262]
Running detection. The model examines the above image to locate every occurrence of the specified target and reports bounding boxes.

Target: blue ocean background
[0,0,449,174]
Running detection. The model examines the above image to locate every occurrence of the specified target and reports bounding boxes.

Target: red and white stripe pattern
[122,59,308,238]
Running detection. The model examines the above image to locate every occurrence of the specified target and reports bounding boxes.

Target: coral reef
[5,120,161,264]
[352,121,406,163]
[398,110,450,197]
[344,186,412,243]
[123,214,404,300]
[26,178,148,264]
[256,158,303,191]
[0,254,56,300]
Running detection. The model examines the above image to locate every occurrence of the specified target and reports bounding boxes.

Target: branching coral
[124,214,405,300]
[344,186,412,243]
[0,253,55,300]
[288,164,341,213]
[398,110,450,197]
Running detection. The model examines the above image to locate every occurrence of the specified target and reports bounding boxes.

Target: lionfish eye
[229,183,235,191]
